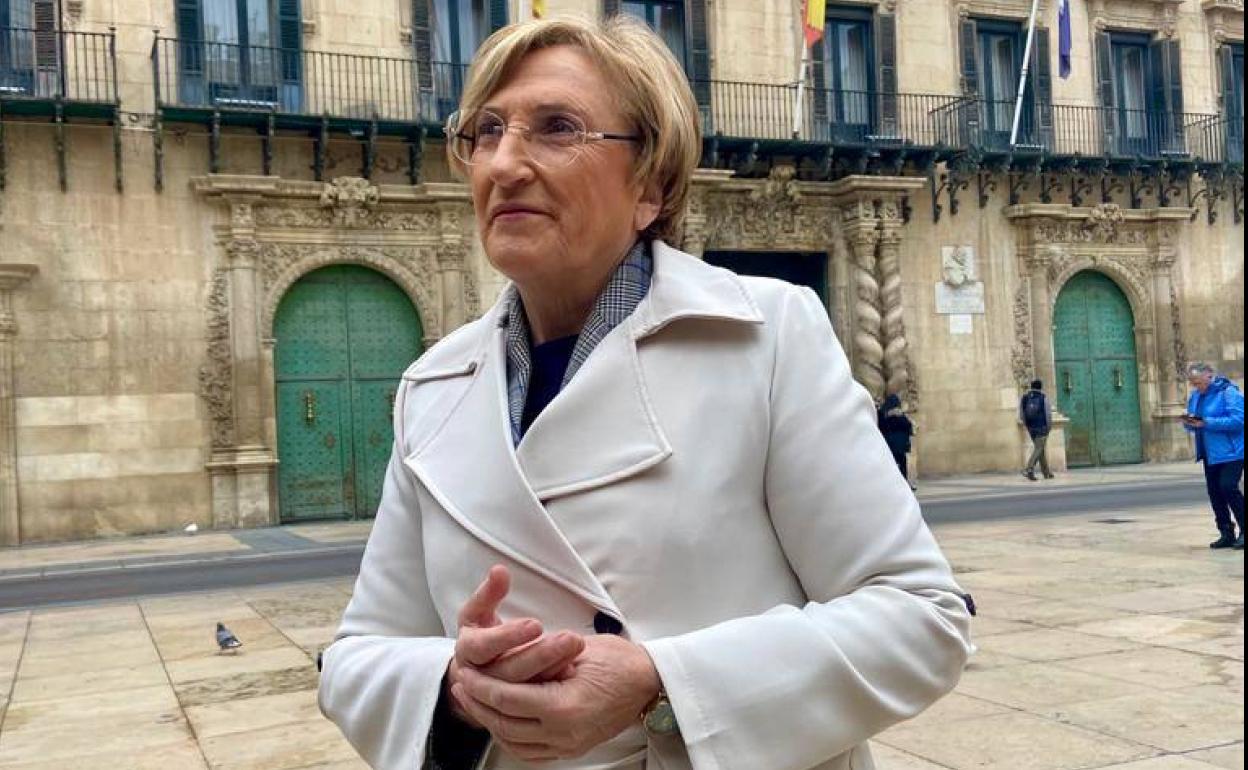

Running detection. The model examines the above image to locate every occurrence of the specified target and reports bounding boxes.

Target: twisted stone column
[843,207,885,400]
[877,217,909,400]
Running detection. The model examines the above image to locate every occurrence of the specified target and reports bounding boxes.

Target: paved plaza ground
[0,465,1242,769]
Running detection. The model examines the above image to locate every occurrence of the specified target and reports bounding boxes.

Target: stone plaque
[935,282,986,315]
[949,314,974,335]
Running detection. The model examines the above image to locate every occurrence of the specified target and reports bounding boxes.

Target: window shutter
[1032,26,1054,149]
[1095,31,1115,150]
[603,0,621,18]
[1163,38,1184,152]
[489,0,508,32]
[1218,44,1234,112]
[1148,38,1183,153]
[687,0,711,115]
[278,0,302,108]
[1163,38,1183,118]
[876,13,898,137]
[959,18,979,95]
[811,37,827,137]
[33,0,57,71]
[413,0,432,94]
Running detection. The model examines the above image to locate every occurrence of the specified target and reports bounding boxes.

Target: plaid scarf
[499,240,652,445]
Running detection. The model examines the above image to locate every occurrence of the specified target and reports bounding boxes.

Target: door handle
[303,390,317,425]
[1113,366,1124,390]
[1063,370,1073,395]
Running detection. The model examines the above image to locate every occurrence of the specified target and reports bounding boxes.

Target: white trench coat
[319,240,972,770]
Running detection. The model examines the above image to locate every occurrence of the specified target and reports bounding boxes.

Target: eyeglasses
[445,108,641,169]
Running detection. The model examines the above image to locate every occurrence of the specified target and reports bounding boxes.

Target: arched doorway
[273,265,424,521]
[1052,271,1143,466]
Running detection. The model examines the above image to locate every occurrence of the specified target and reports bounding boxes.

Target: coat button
[593,611,624,635]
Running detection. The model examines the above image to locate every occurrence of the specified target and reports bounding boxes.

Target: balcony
[0,26,118,117]
[692,80,1243,174]
[151,37,444,133]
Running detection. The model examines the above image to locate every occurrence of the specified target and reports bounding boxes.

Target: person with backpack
[1183,362,1245,550]
[1019,380,1054,481]
[878,393,917,490]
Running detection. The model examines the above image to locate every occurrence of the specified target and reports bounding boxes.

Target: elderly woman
[318,15,971,770]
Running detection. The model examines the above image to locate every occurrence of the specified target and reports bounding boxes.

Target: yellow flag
[803,0,826,46]
[533,0,546,17]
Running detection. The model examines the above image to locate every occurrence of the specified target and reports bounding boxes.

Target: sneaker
[1210,536,1237,549]
[1043,473,1055,480]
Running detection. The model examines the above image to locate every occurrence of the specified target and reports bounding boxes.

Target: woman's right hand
[445,565,585,727]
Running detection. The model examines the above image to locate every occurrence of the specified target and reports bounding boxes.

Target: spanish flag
[533,0,546,18]
[803,0,826,47]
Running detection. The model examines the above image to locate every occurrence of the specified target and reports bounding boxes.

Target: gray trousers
[1025,433,1051,477]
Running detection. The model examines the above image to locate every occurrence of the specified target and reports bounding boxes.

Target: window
[821,10,873,130]
[976,20,1033,148]
[431,0,487,65]
[420,0,504,121]
[1111,36,1149,143]
[177,0,301,109]
[1,0,36,95]
[1096,31,1184,156]
[622,1,687,69]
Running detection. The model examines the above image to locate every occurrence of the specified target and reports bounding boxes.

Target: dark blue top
[521,334,579,435]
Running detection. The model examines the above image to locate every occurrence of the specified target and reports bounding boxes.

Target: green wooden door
[274,265,423,521]
[1052,271,1143,467]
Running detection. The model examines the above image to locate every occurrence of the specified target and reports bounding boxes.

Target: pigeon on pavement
[216,622,243,653]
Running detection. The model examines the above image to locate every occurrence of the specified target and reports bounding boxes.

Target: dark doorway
[703,251,829,306]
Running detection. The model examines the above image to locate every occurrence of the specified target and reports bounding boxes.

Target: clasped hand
[444,565,661,762]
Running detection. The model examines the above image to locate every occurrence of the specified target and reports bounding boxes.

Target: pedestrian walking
[1019,379,1055,481]
[878,393,917,490]
[1183,362,1245,550]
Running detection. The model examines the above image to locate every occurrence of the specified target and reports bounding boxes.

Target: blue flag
[1058,0,1072,79]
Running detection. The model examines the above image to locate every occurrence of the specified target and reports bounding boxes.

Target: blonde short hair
[451,15,702,245]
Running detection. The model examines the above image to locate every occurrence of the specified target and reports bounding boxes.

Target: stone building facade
[0,0,1242,542]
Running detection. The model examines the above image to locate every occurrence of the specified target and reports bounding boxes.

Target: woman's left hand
[451,633,661,762]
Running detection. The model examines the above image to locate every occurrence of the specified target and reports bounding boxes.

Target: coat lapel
[403,319,619,612]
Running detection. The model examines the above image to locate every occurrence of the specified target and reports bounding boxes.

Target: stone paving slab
[0,502,1241,769]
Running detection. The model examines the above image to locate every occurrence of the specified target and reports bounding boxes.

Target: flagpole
[793,46,809,138]
[1009,0,1042,147]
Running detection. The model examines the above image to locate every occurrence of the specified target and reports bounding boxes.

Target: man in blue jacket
[1183,362,1245,550]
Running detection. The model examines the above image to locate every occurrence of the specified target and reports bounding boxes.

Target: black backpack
[1022,391,1046,428]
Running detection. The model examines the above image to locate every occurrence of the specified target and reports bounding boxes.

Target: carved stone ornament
[200,270,235,449]
[319,177,381,228]
[1084,203,1125,242]
[942,246,975,288]
[1012,282,1035,385]
[704,184,839,252]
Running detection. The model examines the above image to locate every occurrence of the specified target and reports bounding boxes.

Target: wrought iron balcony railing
[153,37,430,124]
[696,80,965,150]
[685,79,1243,167]
[0,26,118,106]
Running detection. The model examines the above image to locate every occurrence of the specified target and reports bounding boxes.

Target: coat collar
[632,240,765,337]
[403,241,763,608]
